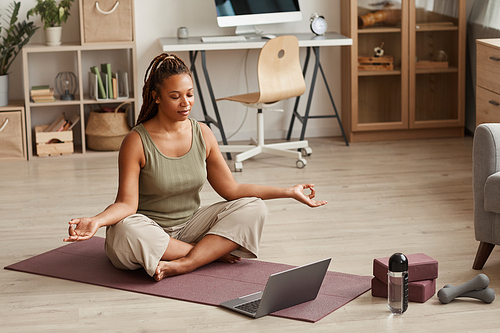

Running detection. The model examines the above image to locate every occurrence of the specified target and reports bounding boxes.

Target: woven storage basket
[85,102,131,151]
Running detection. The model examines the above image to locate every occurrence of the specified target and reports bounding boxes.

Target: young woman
[64,53,327,281]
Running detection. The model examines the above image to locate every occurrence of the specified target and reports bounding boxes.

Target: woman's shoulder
[119,129,145,167]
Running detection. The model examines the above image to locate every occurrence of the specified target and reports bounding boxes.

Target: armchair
[473,123,500,269]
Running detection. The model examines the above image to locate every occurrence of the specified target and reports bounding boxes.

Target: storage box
[358,56,394,71]
[373,253,438,282]
[81,0,134,44]
[35,125,73,156]
[0,110,24,160]
[371,277,436,303]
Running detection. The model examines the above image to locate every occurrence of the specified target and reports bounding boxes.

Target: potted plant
[27,0,74,46]
[0,1,38,106]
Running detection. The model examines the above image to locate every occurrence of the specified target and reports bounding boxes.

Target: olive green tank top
[133,118,207,228]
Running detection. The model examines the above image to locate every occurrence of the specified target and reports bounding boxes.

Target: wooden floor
[2,136,500,332]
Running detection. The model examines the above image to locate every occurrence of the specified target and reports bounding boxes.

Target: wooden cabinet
[0,101,26,160]
[341,0,465,142]
[476,39,500,126]
[22,2,138,159]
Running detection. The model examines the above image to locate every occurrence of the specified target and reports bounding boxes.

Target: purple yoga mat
[4,237,371,322]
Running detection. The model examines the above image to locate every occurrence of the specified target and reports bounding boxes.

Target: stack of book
[44,113,79,133]
[31,85,55,103]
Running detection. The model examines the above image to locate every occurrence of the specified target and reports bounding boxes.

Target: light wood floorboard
[2,136,499,332]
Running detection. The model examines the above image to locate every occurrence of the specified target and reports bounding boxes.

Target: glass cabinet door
[410,0,465,127]
[355,0,408,131]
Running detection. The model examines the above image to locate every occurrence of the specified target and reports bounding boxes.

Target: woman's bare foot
[154,260,185,281]
[217,253,241,263]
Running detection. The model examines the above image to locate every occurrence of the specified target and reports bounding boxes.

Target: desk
[159,33,352,151]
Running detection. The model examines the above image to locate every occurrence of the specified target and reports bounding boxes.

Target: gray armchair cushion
[485,172,500,213]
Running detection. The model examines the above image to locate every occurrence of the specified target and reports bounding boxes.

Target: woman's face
[155,74,194,121]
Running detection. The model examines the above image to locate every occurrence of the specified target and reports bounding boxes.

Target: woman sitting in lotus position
[64,53,327,281]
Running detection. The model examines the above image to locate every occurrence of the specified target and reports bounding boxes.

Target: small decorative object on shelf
[358,8,401,29]
[374,42,385,57]
[55,71,77,100]
[358,54,394,71]
[415,50,449,69]
[27,0,74,46]
[310,13,327,36]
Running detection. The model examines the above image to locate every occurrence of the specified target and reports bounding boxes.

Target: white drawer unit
[476,39,500,126]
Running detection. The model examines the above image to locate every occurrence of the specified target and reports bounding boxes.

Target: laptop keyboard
[235,299,261,314]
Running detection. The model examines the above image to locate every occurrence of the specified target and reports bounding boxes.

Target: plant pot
[45,26,62,46]
[0,74,9,107]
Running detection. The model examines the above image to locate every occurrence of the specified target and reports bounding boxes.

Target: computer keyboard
[201,35,247,43]
[235,299,261,314]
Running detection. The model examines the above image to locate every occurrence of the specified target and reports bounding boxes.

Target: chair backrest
[256,35,306,104]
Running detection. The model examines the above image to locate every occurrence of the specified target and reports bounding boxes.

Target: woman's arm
[200,123,327,207]
[64,131,144,242]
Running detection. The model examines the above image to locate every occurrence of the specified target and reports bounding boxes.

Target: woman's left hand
[291,184,327,207]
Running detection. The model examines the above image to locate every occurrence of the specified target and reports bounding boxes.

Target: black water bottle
[388,253,408,314]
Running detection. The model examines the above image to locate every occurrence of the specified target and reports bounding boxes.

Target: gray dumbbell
[442,284,496,304]
[437,274,490,304]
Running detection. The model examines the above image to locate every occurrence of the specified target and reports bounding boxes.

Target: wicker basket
[85,102,131,151]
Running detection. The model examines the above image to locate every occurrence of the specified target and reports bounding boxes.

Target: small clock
[310,13,327,36]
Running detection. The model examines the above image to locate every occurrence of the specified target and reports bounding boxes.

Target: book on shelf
[31,84,50,92]
[45,114,66,132]
[31,86,54,96]
[44,113,80,134]
[112,76,118,99]
[101,63,113,99]
[31,96,56,103]
[90,66,107,99]
[117,69,129,99]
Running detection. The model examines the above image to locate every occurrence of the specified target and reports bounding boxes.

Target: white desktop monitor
[214,0,302,35]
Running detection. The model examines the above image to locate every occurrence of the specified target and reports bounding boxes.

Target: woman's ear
[152,91,160,104]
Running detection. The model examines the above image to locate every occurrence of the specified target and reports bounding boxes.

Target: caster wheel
[296,159,307,169]
[234,162,243,172]
[301,147,313,157]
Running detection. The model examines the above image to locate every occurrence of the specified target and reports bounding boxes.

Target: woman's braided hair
[136,53,192,125]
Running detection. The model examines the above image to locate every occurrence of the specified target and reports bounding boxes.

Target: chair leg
[472,242,495,270]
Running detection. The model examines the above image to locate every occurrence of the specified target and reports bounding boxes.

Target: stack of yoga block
[372,253,438,303]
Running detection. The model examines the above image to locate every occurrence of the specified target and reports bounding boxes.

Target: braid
[136,53,192,125]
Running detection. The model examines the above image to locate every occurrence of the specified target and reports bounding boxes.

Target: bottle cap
[388,253,408,272]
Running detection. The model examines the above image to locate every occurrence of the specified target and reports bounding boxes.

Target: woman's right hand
[63,217,100,242]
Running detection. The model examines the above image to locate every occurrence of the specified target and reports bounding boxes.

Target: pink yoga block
[373,253,438,282]
[371,277,436,303]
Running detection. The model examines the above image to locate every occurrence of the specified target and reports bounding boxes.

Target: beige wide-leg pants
[105,197,268,277]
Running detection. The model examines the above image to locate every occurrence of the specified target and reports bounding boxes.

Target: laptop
[220,258,331,318]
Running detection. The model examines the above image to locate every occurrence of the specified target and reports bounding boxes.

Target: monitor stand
[235,25,263,38]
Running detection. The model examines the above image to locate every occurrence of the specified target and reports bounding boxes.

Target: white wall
[2,0,344,142]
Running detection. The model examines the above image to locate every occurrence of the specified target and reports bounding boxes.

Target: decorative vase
[0,74,9,107]
[45,26,62,46]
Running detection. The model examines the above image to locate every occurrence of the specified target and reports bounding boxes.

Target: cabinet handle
[489,100,500,106]
[490,56,500,62]
[95,1,119,15]
[0,118,9,132]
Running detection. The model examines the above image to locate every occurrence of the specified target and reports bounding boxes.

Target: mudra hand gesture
[63,217,100,242]
[291,184,327,207]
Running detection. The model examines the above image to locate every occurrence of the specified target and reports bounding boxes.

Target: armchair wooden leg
[472,242,495,270]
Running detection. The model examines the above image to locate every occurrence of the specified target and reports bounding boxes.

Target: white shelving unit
[22,0,138,159]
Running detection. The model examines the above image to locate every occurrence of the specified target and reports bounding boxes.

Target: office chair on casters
[216,35,311,172]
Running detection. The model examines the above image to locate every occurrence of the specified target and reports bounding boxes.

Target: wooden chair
[216,35,311,172]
